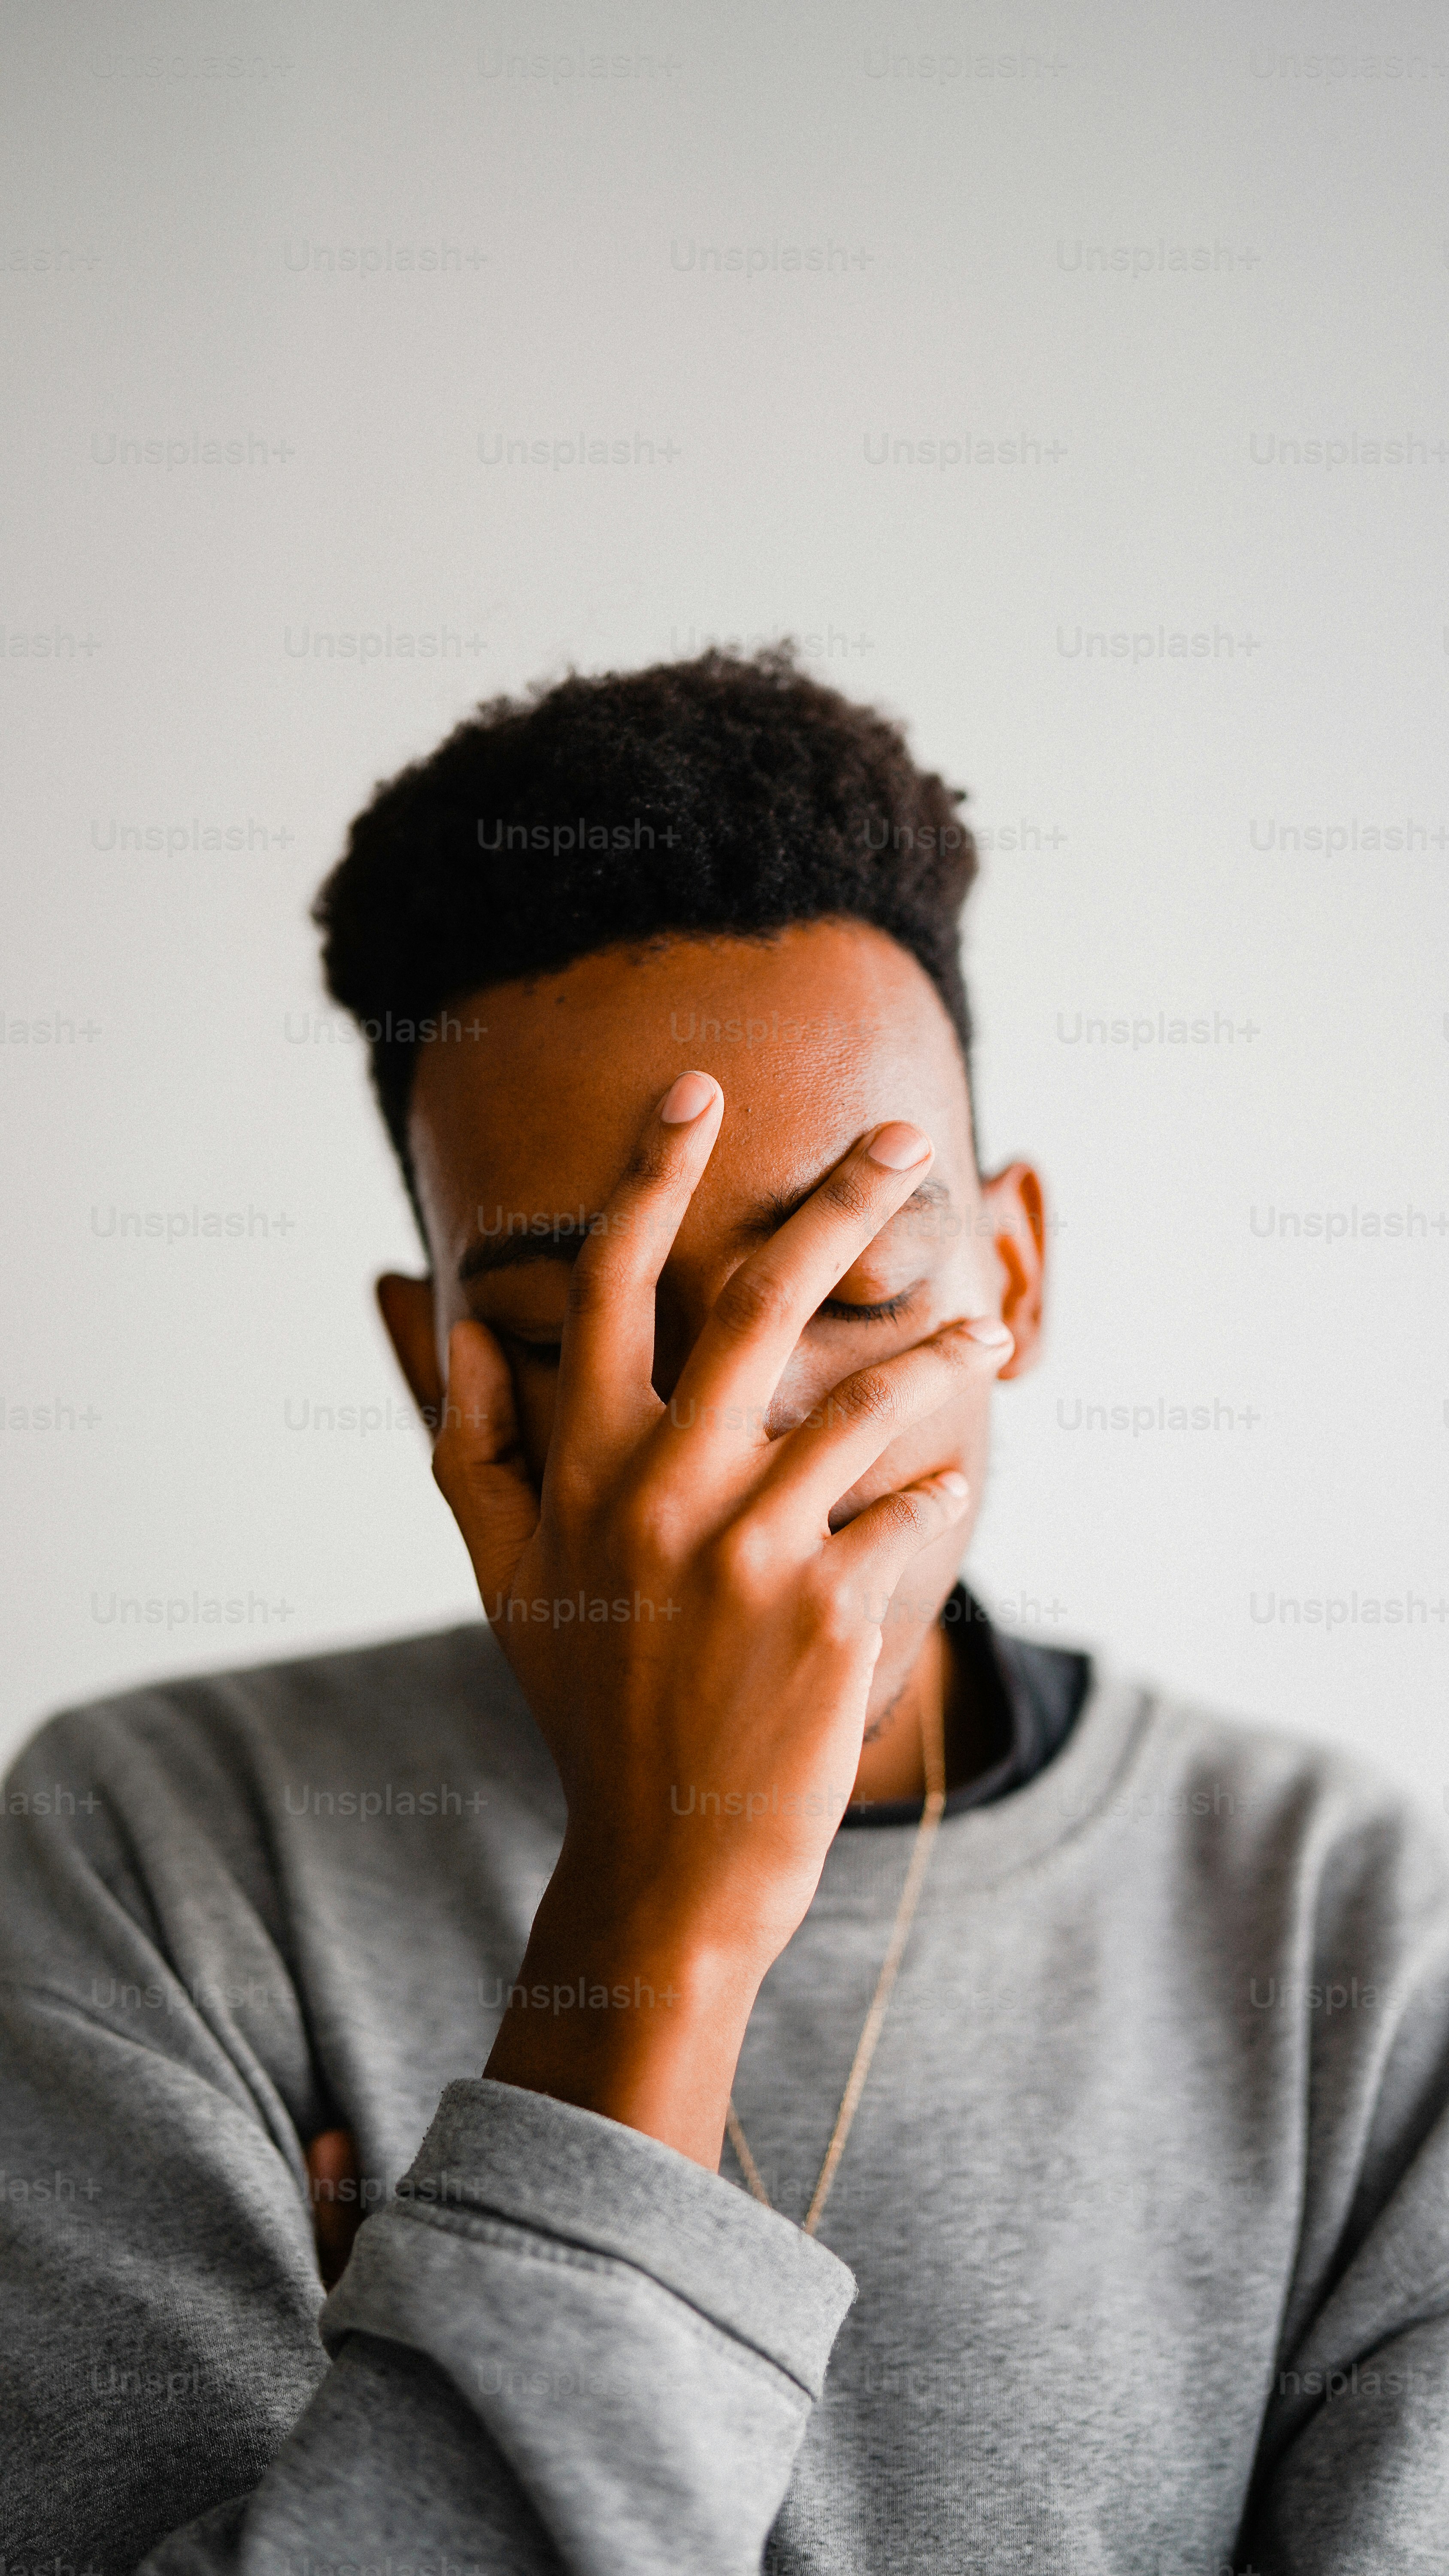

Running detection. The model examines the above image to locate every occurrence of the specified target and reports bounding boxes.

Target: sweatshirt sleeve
[0,1714,854,2576]
[146,2082,855,2576]
[1233,1792,1449,2573]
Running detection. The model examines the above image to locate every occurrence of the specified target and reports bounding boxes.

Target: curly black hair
[314,644,979,1218]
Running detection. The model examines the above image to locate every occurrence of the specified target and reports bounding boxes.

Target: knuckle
[432,1423,500,1514]
[707,1517,776,1601]
[872,1488,932,1545]
[818,1161,878,1225]
[712,1262,794,1340]
[623,1129,677,1192]
[615,1484,684,1567]
[431,1420,470,1490]
[804,1572,872,1652]
[834,1365,898,1429]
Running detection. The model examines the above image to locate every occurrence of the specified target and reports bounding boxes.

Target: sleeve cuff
[384,2075,855,2398]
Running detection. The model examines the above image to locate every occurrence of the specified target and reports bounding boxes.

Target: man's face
[389,918,1045,1724]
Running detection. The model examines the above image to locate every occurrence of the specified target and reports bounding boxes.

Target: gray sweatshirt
[3,1616,1449,2575]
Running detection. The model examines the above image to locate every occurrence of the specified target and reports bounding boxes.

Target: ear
[376,1274,445,1425]
[978,1163,1046,1380]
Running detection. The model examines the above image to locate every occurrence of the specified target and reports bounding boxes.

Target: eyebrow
[456,1176,953,1286]
[459,1223,597,1284]
[740,1173,951,1240]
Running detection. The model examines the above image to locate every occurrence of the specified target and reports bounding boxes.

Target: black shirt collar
[837,1583,1091,1829]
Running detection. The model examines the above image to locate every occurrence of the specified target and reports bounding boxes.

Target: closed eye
[814,1286,919,1325]
[495,1280,925,1352]
[497,1331,563,1361]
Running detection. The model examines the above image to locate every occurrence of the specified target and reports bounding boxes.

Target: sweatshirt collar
[837,1584,1091,1831]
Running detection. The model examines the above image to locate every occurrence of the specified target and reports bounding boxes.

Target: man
[3,648,1447,2573]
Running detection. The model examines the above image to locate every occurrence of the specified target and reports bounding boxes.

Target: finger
[306,2127,362,2289]
[552,1071,723,1450]
[661,1121,935,1454]
[813,1466,973,1645]
[432,1319,540,1615]
[751,1315,1012,1541]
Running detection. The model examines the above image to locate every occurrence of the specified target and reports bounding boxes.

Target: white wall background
[3,0,1446,1816]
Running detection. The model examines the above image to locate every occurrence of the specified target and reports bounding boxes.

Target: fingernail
[938,1469,970,1499]
[865,1121,931,1170]
[964,1317,1014,1349]
[660,1071,717,1124]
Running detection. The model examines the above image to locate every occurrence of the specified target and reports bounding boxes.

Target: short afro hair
[314,644,979,1218]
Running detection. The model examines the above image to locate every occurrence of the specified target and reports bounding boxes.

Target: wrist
[484,1894,764,2169]
[546,1835,780,1972]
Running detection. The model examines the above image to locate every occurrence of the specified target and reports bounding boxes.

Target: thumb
[432,1319,540,1614]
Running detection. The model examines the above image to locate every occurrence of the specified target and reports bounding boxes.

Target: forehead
[408,919,973,1241]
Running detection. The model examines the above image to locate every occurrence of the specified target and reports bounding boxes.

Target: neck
[849,1618,995,1809]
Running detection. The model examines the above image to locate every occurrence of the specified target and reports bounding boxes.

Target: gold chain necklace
[724,1688,948,2237]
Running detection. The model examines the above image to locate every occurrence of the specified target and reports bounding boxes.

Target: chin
[862,1617,932,1723]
